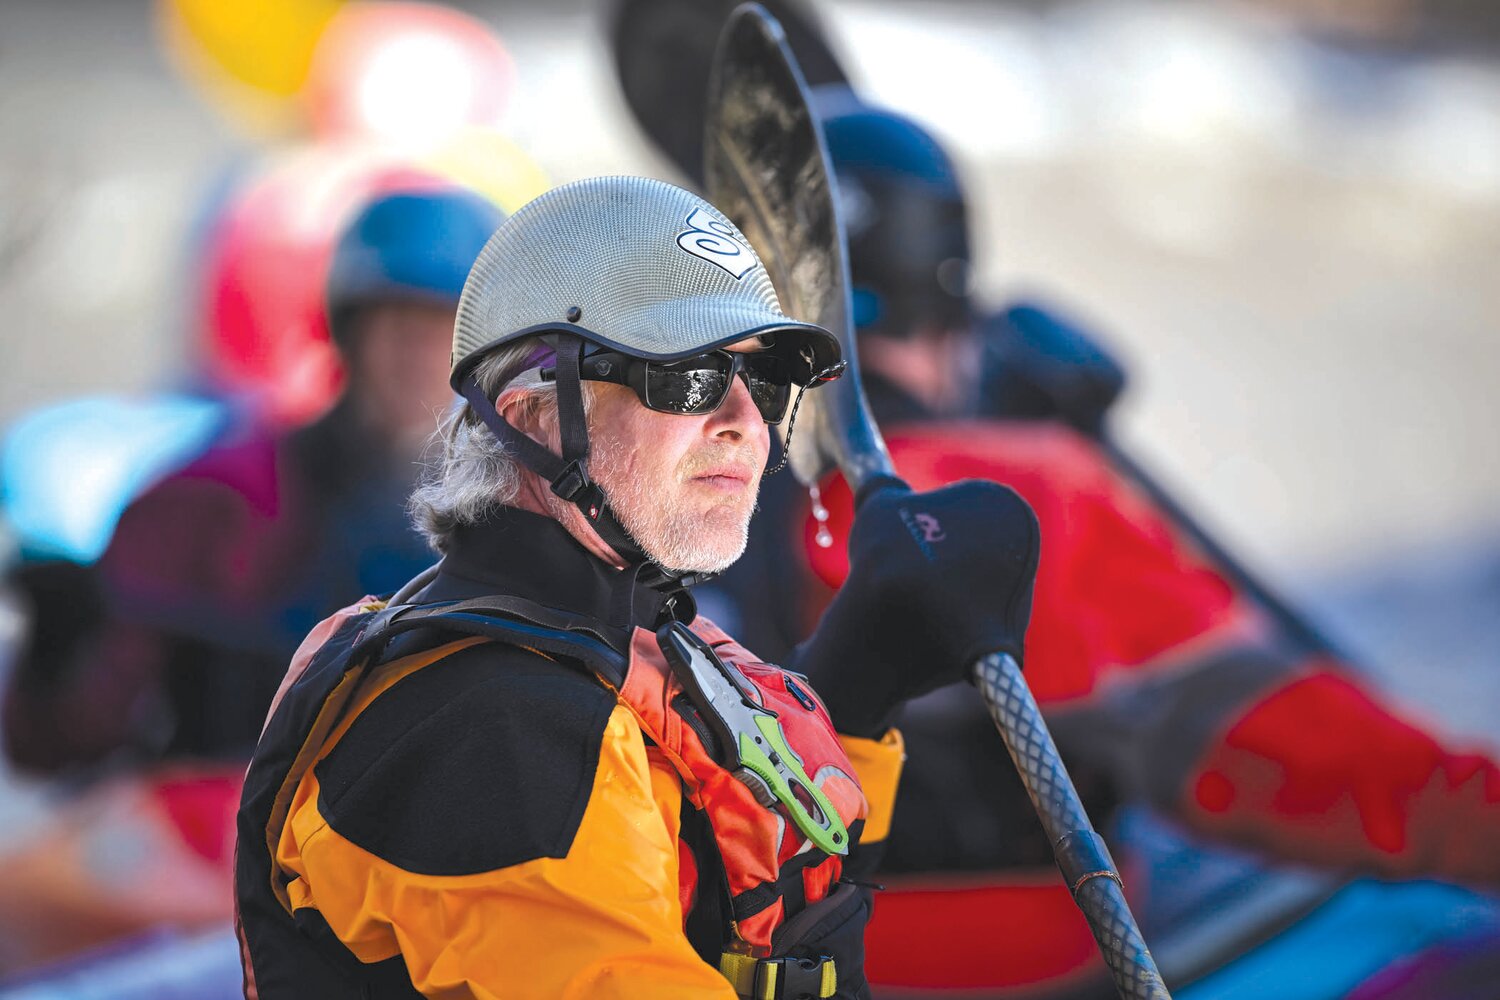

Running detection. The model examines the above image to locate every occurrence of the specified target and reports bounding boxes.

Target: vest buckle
[720,951,837,999]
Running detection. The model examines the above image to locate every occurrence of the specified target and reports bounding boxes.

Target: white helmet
[450,174,839,388]
[449,175,842,578]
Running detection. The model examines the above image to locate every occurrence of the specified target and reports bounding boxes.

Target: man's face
[344,300,456,454]
[580,341,772,574]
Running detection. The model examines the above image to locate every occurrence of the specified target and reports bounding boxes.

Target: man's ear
[497,390,560,451]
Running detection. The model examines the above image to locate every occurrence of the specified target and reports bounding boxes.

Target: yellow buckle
[718,951,836,999]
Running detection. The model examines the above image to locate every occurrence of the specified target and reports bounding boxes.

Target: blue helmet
[325,187,504,346]
[822,100,972,339]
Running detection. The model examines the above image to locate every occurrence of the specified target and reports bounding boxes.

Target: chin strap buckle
[550,461,605,521]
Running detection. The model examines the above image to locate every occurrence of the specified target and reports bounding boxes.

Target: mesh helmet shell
[450,175,840,389]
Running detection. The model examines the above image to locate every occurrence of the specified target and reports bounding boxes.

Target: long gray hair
[409,337,557,553]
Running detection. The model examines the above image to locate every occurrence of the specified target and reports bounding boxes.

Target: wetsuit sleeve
[1052,643,1500,885]
[280,697,736,999]
[999,431,1500,882]
[839,729,906,845]
[1175,661,1500,885]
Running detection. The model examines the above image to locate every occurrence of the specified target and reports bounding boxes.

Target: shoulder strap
[347,594,632,690]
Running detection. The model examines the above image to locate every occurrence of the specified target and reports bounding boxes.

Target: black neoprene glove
[791,479,1040,738]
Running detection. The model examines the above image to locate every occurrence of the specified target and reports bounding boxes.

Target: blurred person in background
[0,183,502,971]
[703,102,1500,998]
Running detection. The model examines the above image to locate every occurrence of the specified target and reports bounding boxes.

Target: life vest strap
[731,844,832,921]
[719,951,837,999]
[349,595,630,688]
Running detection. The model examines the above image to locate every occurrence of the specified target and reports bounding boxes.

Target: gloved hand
[791,478,1040,738]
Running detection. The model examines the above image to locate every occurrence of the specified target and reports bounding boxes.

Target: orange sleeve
[277,703,736,1000]
[839,728,906,844]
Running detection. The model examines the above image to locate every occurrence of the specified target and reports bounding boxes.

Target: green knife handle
[737,715,850,856]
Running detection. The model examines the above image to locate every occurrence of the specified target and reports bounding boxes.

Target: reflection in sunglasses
[677,369,727,412]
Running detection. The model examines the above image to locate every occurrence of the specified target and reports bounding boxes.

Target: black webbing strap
[727,815,868,924]
[553,333,590,468]
[381,594,628,647]
[730,847,830,922]
[457,375,600,513]
[349,595,631,689]
[457,340,651,565]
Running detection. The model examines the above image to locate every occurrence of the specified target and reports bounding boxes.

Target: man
[711,103,1500,996]
[0,184,502,970]
[3,184,502,770]
[235,175,1041,999]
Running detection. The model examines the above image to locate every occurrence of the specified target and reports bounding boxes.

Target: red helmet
[195,145,448,426]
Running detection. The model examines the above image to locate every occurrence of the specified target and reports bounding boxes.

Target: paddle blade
[704,3,893,490]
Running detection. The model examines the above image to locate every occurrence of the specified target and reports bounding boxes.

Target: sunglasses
[543,349,796,423]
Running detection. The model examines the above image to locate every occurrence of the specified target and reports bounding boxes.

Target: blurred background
[0,0,1496,996]
[5,0,1499,729]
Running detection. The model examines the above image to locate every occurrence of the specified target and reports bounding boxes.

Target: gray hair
[409,337,556,553]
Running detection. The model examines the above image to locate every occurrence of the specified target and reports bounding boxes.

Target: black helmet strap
[458,333,651,570]
[552,332,592,478]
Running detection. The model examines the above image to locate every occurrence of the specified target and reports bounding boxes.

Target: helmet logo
[676,209,757,280]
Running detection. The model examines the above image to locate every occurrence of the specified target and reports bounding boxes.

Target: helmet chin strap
[459,334,657,573]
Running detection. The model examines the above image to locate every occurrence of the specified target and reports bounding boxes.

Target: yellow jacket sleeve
[839,727,906,845]
[278,703,736,1000]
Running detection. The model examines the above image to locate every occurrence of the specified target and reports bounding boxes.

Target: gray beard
[587,437,758,574]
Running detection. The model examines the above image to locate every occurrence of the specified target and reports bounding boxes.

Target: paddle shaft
[974,651,1172,999]
[700,9,1171,995]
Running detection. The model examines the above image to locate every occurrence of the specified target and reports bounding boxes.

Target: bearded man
[233,176,1040,1000]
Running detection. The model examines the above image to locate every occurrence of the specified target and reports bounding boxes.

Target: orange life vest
[620,617,868,953]
[237,594,868,998]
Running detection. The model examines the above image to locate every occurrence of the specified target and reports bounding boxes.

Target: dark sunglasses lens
[742,356,791,421]
[644,355,732,414]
